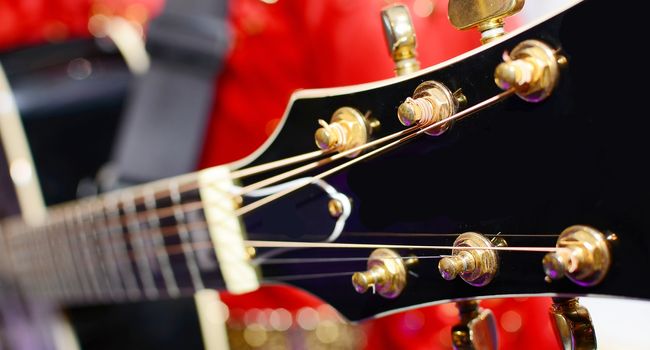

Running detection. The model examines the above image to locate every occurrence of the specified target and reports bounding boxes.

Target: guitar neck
[0,166,258,305]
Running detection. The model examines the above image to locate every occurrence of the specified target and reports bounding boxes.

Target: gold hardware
[438,232,501,286]
[314,107,379,157]
[448,0,524,44]
[543,225,611,287]
[451,300,498,350]
[327,198,344,218]
[549,297,597,350]
[351,248,416,299]
[397,81,465,136]
[381,4,420,76]
[494,40,564,102]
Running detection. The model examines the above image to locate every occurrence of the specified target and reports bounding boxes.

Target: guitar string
[16,88,514,241]
[12,90,524,297]
[235,89,516,216]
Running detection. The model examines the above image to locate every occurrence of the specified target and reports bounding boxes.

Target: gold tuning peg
[314,107,379,157]
[451,300,498,350]
[351,249,417,299]
[494,40,566,102]
[448,0,525,44]
[542,225,612,287]
[396,81,466,136]
[549,297,597,350]
[381,4,420,76]
[438,232,503,287]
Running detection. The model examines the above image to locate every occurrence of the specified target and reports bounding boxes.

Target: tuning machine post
[351,248,417,299]
[543,225,612,287]
[381,4,420,76]
[314,107,380,157]
[549,297,597,350]
[397,81,466,136]
[448,0,524,44]
[451,300,498,350]
[438,233,504,287]
[494,40,567,102]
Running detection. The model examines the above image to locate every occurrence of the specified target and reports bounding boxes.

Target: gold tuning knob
[543,225,612,287]
[397,81,466,136]
[451,300,498,350]
[381,4,420,76]
[351,249,417,299]
[549,297,597,350]
[448,0,524,44]
[494,40,566,102]
[438,233,504,287]
[314,107,379,157]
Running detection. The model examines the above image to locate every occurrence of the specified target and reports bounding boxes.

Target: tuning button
[438,232,504,287]
[494,39,567,102]
[543,225,612,287]
[549,297,597,350]
[397,81,466,136]
[448,0,524,44]
[314,107,380,157]
[351,249,417,299]
[451,300,499,350]
[381,4,420,76]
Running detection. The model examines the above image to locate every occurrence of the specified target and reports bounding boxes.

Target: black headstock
[238,0,650,322]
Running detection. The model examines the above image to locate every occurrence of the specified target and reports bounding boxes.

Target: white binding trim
[226,0,583,171]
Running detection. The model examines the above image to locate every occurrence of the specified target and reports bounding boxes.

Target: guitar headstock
[227,0,650,324]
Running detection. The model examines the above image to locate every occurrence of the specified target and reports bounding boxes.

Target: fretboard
[0,167,257,305]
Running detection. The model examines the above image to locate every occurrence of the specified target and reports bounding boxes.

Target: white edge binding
[227,0,583,171]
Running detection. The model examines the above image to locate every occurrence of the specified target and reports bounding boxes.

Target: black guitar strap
[111,0,230,183]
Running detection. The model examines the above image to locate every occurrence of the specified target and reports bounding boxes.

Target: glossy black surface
[244,0,650,321]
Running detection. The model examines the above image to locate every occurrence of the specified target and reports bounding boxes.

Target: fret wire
[48,213,81,300]
[47,222,73,301]
[74,204,106,300]
[30,228,50,298]
[40,226,61,300]
[82,201,114,300]
[169,181,205,290]
[121,192,159,299]
[103,195,142,300]
[90,199,127,301]
[144,186,180,297]
[62,207,94,301]
[56,215,85,301]
[42,224,67,301]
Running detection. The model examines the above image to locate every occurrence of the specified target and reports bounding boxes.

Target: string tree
[314,107,379,157]
[448,0,524,44]
[397,81,466,136]
[351,249,417,299]
[542,225,612,287]
[381,4,420,76]
[494,40,565,102]
[438,232,503,287]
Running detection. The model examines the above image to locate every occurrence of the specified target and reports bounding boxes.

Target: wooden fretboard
[0,167,258,305]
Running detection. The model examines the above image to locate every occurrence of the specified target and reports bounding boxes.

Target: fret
[39,226,61,299]
[62,207,94,301]
[143,186,180,297]
[6,230,29,295]
[169,181,205,290]
[52,212,86,301]
[88,199,126,301]
[45,222,73,301]
[121,192,158,299]
[76,205,105,299]
[26,229,48,298]
[103,195,141,300]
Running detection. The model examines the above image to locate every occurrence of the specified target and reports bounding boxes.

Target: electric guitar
[1,0,647,348]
